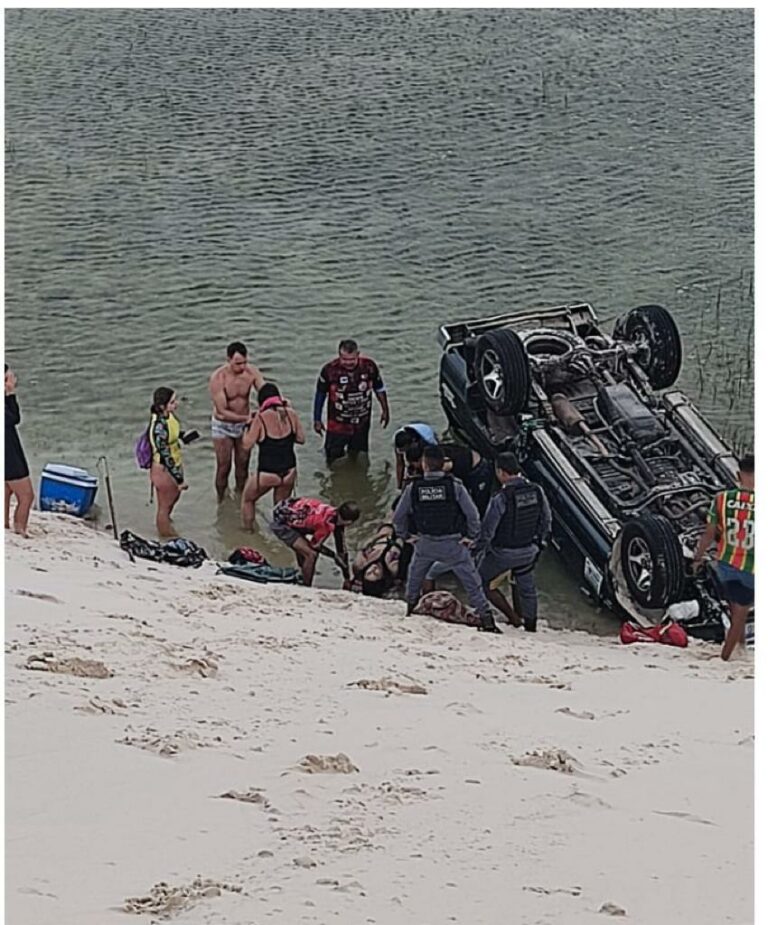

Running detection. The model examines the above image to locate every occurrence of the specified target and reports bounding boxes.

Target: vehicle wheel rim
[626,536,654,593]
[479,349,505,402]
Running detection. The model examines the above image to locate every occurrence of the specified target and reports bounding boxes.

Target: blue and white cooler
[39,463,99,517]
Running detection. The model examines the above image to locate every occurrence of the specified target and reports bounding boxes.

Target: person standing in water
[5,364,34,537]
[209,342,265,500]
[313,339,390,464]
[241,383,305,530]
[148,387,188,537]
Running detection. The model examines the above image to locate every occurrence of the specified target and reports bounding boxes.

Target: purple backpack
[134,430,152,470]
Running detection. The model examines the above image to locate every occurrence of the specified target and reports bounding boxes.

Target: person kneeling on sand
[270,496,360,587]
[392,445,500,634]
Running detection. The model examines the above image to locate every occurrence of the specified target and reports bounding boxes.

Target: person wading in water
[313,338,390,464]
[5,364,35,537]
[209,341,265,501]
[241,383,305,531]
[148,387,188,537]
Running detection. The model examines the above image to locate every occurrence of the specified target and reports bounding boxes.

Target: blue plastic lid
[43,463,98,483]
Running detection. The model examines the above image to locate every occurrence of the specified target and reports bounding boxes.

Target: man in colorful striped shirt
[693,454,755,661]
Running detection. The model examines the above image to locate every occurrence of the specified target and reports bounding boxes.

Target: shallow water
[5,9,753,628]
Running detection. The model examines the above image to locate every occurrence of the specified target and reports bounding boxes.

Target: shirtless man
[209,342,265,500]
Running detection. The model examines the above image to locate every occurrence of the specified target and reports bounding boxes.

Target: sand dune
[5,514,753,924]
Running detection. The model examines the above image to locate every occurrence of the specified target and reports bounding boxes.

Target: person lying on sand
[351,521,412,598]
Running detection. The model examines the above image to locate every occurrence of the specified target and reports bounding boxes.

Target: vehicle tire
[614,304,682,390]
[474,328,531,415]
[619,514,686,609]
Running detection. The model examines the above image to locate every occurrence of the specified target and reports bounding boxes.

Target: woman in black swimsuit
[5,364,35,537]
[241,383,305,530]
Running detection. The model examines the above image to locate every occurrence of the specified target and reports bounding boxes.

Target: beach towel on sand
[217,562,302,584]
[412,591,482,627]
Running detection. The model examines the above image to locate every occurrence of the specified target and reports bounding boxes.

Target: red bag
[228,547,267,566]
[620,620,688,648]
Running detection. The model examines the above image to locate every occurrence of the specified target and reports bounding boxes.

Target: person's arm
[694,495,721,569]
[693,524,718,569]
[241,413,263,452]
[152,416,185,485]
[392,484,414,539]
[291,409,306,445]
[372,362,389,428]
[454,480,481,541]
[210,374,249,423]
[313,526,350,588]
[538,489,552,544]
[332,524,351,575]
[5,394,21,427]
[478,493,504,552]
[395,449,405,488]
[313,368,329,435]
[251,366,266,392]
[376,390,390,428]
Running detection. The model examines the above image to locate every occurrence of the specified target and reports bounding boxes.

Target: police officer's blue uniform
[477,476,551,630]
[392,470,496,630]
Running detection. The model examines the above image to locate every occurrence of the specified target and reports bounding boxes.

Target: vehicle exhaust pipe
[551,393,610,457]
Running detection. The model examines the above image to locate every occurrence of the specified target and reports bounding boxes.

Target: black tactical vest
[410,475,467,536]
[493,480,543,548]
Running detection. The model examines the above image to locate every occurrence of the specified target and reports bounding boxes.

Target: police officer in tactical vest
[477,452,551,631]
[393,445,500,632]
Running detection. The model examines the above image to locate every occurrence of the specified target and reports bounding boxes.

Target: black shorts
[5,445,30,482]
[325,427,370,462]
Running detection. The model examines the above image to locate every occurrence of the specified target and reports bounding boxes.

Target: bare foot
[725,643,750,663]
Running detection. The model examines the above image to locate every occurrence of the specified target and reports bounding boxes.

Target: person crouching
[392,445,500,633]
[270,496,360,587]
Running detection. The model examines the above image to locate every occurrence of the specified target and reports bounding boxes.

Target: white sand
[5,514,753,924]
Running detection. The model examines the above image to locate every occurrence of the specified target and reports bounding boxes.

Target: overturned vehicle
[438,301,749,642]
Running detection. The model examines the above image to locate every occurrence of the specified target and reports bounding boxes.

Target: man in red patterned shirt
[271,496,360,587]
[313,339,390,464]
